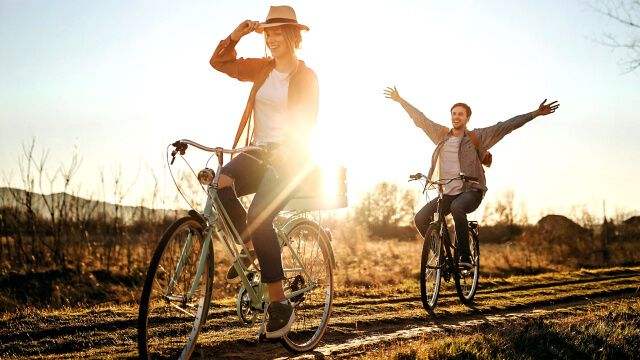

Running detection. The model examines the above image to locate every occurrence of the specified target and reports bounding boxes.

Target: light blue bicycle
[137,139,346,359]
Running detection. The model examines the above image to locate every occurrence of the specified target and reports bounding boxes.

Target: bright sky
[1,0,639,220]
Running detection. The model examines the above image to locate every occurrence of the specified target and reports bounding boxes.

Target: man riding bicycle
[384,86,559,268]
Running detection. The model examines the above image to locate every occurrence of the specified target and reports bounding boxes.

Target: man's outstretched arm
[478,99,560,150]
[384,86,447,144]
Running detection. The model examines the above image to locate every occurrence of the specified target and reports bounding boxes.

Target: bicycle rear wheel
[279,220,334,353]
[420,225,442,312]
[454,227,480,304]
[138,216,213,359]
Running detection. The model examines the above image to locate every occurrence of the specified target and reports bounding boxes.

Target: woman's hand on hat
[383,86,402,103]
[230,20,259,41]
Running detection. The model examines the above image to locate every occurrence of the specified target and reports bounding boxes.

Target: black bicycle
[409,173,480,312]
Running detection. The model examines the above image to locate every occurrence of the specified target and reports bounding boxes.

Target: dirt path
[281,294,637,359]
[1,267,638,359]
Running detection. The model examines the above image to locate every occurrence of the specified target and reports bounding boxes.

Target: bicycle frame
[431,184,457,274]
[413,173,479,275]
[412,172,482,310]
[166,141,320,314]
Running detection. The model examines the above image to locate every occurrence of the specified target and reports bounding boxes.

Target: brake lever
[170,150,178,165]
[170,141,188,165]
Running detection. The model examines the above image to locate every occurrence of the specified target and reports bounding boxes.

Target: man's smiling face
[451,106,470,130]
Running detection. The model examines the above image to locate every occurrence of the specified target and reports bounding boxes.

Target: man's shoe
[458,254,473,269]
[226,249,256,284]
[266,301,295,339]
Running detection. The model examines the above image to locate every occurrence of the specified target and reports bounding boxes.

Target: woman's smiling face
[264,27,291,59]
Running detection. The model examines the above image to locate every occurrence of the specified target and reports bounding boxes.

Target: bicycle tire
[454,227,480,304]
[138,216,214,359]
[420,225,442,312]
[279,220,334,353]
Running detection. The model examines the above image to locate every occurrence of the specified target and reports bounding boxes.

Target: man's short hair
[450,103,472,118]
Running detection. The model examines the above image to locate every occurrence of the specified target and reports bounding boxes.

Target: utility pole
[602,200,610,263]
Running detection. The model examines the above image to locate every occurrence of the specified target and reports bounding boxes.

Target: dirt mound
[623,216,640,227]
[513,215,596,268]
[535,215,590,239]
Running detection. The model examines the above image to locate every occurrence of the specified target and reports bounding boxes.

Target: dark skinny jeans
[218,150,297,283]
[414,191,482,258]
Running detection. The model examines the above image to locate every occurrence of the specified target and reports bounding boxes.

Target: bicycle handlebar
[170,139,265,165]
[408,173,479,185]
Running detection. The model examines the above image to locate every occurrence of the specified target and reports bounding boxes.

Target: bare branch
[589,0,640,72]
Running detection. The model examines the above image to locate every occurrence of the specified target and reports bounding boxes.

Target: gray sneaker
[226,249,256,284]
[266,301,295,339]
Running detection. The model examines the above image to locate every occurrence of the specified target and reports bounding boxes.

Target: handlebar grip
[409,172,423,181]
[172,141,188,155]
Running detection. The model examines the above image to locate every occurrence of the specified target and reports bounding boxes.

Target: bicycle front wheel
[280,220,334,353]
[420,225,442,312]
[138,216,213,359]
[454,227,480,304]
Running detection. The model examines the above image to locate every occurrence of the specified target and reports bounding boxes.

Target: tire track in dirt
[330,267,640,309]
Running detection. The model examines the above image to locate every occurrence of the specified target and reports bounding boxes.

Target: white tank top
[253,69,290,145]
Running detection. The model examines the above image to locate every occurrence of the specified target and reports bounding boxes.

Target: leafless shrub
[352,182,416,239]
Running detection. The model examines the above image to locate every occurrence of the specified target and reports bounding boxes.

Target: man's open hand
[535,99,560,117]
[383,86,402,103]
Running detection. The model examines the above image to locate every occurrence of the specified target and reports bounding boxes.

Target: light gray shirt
[439,136,463,195]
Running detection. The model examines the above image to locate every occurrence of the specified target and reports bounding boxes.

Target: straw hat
[255,5,309,33]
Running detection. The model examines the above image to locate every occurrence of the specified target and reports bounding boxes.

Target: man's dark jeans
[414,191,482,258]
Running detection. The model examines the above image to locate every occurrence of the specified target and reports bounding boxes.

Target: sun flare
[307,130,348,208]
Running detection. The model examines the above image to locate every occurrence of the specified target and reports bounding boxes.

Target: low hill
[0,187,180,225]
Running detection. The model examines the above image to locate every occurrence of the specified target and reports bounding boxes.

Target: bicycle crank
[289,274,306,304]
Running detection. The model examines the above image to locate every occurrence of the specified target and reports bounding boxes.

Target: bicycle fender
[188,210,207,228]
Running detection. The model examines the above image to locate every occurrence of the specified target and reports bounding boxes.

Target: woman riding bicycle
[209,5,318,339]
